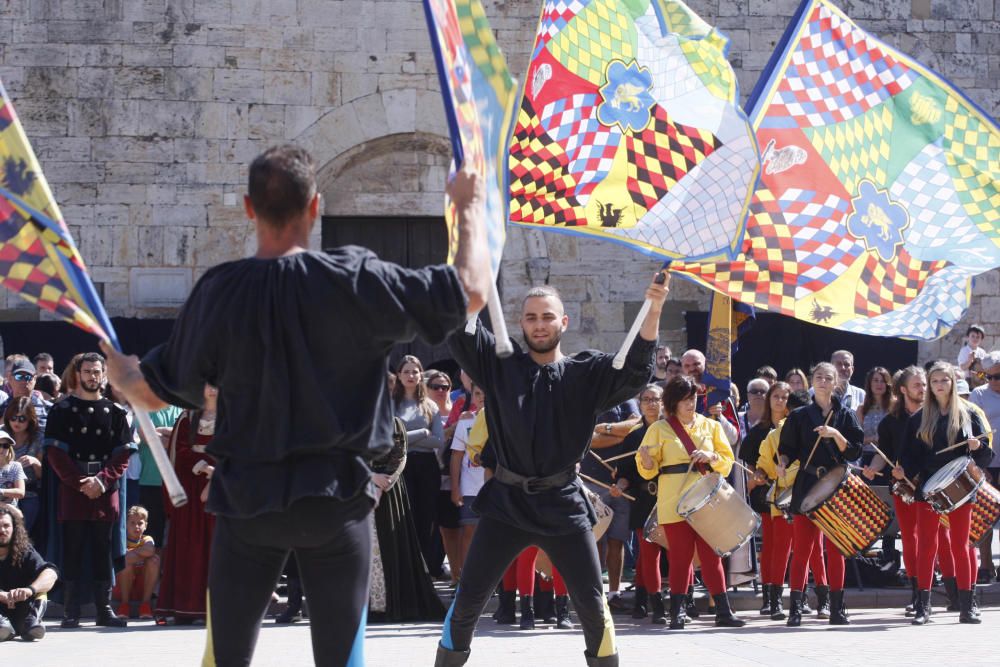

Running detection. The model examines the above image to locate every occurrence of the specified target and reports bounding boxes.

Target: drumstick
[869,444,916,487]
[602,449,640,464]
[801,409,836,474]
[579,473,637,501]
[936,430,997,454]
[588,450,617,474]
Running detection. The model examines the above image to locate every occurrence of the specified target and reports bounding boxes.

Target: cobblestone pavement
[4,605,997,666]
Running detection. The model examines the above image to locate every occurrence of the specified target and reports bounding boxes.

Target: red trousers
[915,502,975,590]
[634,528,663,592]
[759,513,773,583]
[790,515,842,592]
[893,495,918,576]
[502,561,517,591]
[764,515,794,585]
[663,522,726,596]
[516,546,567,596]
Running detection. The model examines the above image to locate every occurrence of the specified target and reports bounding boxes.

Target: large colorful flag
[0,80,118,347]
[423,0,517,277]
[672,0,1000,340]
[506,0,759,262]
[701,291,755,406]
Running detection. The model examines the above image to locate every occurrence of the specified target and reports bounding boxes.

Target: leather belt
[75,460,107,475]
[658,464,690,475]
[803,464,829,478]
[493,465,577,495]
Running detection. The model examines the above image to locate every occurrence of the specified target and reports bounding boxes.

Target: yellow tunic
[636,414,734,524]
[465,408,488,462]
[755,418,797,518]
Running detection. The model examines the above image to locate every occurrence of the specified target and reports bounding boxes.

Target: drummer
[635,376,744,630]
[900,361,993,625]
[867,366,927,617]
[776,362,863,627]
[613,384,665,624]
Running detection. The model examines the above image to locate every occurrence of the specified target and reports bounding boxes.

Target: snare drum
[939,482,1000,545]
[922,456,985,514]
[891,478,917,504]
[767,483,793,522]
[800,465,891,558]
[585,488,614,542]
[643,506,669,549]
[676,472,760,557]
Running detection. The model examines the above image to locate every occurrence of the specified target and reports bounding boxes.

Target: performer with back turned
[435,276,669,667]
[776,361,864,627]
[102,146,491,666]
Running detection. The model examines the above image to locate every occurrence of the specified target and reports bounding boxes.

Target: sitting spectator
[0,505,57,641]
[0,431,25,509]
[0,357,50,432]
[958,324,988,384]
[3,399,42,534]
[116,506,159,620]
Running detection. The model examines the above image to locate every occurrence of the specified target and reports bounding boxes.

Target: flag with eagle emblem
[0,80,119,347]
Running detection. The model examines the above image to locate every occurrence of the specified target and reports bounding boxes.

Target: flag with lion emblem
[507,0,759,262]
[670,0,1000,340]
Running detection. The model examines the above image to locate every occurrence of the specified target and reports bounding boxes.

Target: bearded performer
[435,276,668,667]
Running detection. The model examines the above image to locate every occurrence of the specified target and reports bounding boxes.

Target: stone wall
[0,0,997,362]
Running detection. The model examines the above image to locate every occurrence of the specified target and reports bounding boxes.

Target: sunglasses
[0,443,11,449]
[427,384,451,392]
[985,374,1000,381]
[748,389,767,396]
[7,415,28,423]
[12,371,34,382]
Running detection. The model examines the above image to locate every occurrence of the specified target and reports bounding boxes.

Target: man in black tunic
[103,145,490,666]
[436,279,669,667]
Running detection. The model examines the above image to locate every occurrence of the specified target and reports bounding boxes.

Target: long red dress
[155,411,216,620]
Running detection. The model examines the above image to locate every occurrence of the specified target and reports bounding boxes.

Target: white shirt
[958,344,987,378]
[450,413,485,498]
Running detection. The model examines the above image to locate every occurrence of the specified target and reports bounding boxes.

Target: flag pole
[612,265,669,370]
[133,407,188,508]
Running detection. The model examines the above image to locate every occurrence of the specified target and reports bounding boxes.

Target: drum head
[676,473,723,516]
[923,456,973,495]
[799,465,848,514]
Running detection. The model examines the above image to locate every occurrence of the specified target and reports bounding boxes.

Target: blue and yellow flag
[0,80,118,347]
[507,0,759,262]
[672,0,1000,340]
[701,291,755,407]
[424,0,517,277]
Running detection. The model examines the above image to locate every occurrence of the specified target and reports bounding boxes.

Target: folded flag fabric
[671,0,999,340]
[424,0,517,277]
[507,0,759,262]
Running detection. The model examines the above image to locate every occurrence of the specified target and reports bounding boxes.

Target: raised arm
[447,165,491,317]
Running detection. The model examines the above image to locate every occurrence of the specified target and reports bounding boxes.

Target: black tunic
[877,410,911,464]
[448,320,654,535]
[900,409,992,499]
[740,421,770,468]
[777,396,863,515]
[140,247,467,518]
[613,422,655,532]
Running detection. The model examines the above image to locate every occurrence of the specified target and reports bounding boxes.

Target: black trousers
[441,515,616,659]
[61,520,113,582]
[204,494,372,667]
[402,451,441,574]
[0,599,46,635]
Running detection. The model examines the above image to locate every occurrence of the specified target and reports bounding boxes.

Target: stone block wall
[0,0,996,362]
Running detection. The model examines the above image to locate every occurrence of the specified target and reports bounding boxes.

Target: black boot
[905,577,917,617]
[800,591,813,614]
[911,590,932,625]
[94,581,127,628]
[972,587,981,619]
[786,590,803,627]
[555,595,573,630]
[814,585,830,619]
[584,652,619,666]
[435,644,471,666]
[713,593,746,628]
[668,593,686,630]
[631,586,648,619]
[536,589,555,624]
[829,590,850,625]
[685,585,700,618]
[276,578,303,623]
[759,583,773,615]
[519,595,535,630]
[494,590,516,625]
[943,576,959,612]
[649,591,666,625]
[770,585,786,621]
[60,581,80,629]
[959,590,981,624]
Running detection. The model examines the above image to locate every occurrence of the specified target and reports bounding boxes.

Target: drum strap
[667,416,708,473]
[802,408,835,474]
